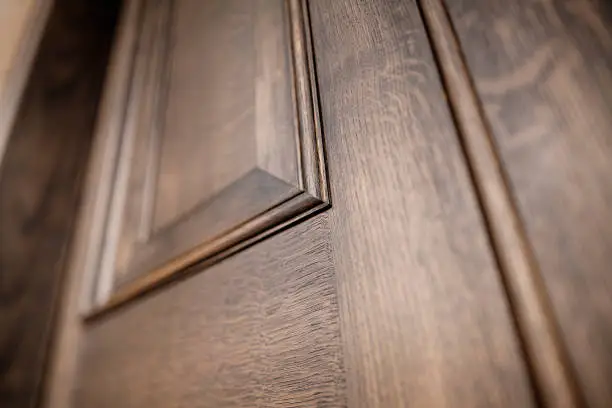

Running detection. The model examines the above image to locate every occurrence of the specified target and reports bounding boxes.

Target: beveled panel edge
[86,192,329,320]
[113,167,301,288]
[84,0,329,318]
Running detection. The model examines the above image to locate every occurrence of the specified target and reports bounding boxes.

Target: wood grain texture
[154,0,260,229]
[0,0,120,406]
[73,214,346,408]
[86,0,329,312]
[418,0,582,406]
[442,0,612,406]
[309,0,536,406]
[119,169,299,285]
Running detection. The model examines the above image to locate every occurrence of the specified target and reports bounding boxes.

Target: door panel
[308,0,536,406]
[47,0,548,407]
[87,0,328,310]
[74,215,344,408]
[444,0,612,406]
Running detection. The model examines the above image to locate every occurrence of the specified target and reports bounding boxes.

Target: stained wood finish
[88,0,328,311]
[49,0,608,406]
[153,0,298,230]
[73,215,345,408]
[442,0,612,406]
[308,1,536,406]
[0,1,120,406]
[418,0,581,406]
[43,1,150,405]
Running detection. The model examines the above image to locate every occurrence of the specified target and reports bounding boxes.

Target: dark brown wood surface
[153,0,301,229]
[443,0,612,406]
[308,0,536,406]
[418,0,583,406]
[0,1,120,407]
[73,214,345,408]
[45,0,612,406]
[154,0,261,228]
[50,0,540,405]
[82,0,329,308]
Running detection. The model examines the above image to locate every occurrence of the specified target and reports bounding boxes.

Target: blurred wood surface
[0,0,51,164]
[443,0,612,406]
[309,1,536,406]
[0,1,120,406]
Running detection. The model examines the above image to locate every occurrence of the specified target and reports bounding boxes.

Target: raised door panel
[89,0,327,311]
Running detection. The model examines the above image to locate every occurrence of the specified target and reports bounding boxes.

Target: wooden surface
[43,0,612,406]
[85,0,328,307]
[42,1,148,406]
[0,0,120,407]
[418,0,582,406]
[154,0,299,229]
[118,170,297,281]
[154,0,258,229]
[130,0,296,235]
[0,0,52,165]
[73,214,345,408]
[309,0,536,406]
[443,0,612,406]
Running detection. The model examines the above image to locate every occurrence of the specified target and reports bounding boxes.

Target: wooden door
[41,0,612,407]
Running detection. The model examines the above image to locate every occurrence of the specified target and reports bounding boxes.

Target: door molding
[78,0,328,317]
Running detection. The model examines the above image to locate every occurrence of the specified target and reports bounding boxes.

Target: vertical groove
[93,0,155,307]
[417,0,585,407]
[287,0,327,201]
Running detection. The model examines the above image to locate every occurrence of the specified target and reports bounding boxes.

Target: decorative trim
[288,0,329,202]
[88,193,327,319]
[85,0,328,318]
[417,0,583,406]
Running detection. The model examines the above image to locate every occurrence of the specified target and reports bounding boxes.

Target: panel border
[85,0,328,318]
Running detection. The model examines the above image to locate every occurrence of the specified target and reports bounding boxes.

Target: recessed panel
[87,0,328,312]
[154,0,260,231]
